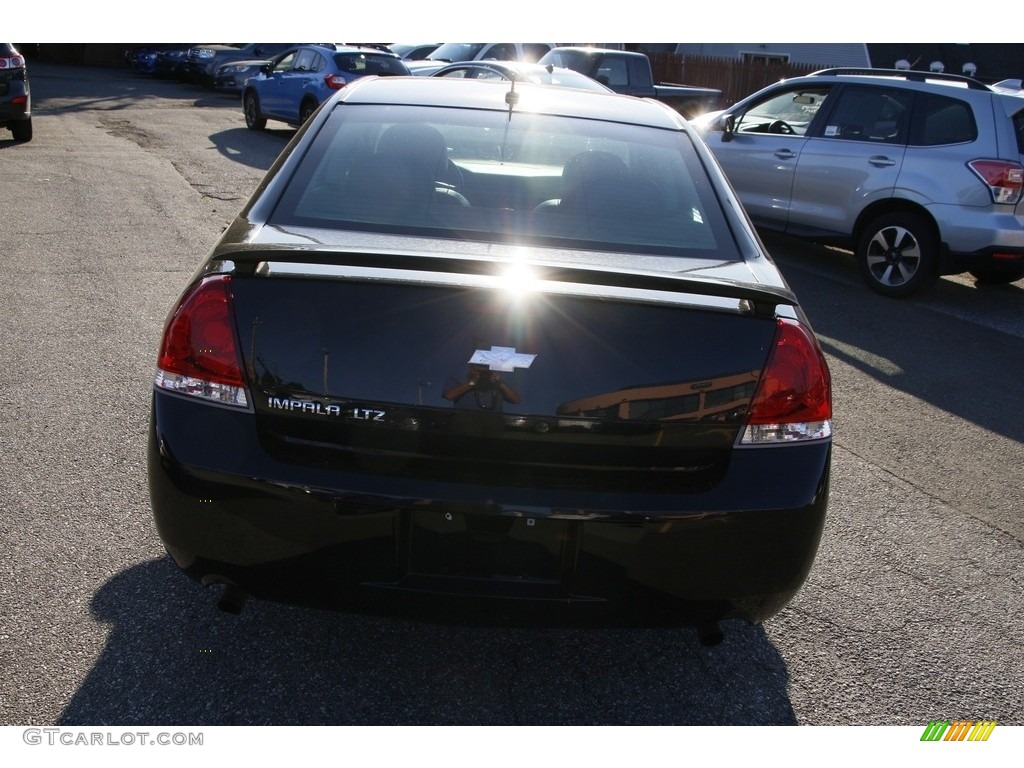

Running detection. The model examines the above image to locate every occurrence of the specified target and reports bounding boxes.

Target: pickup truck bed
[539,47,722,118]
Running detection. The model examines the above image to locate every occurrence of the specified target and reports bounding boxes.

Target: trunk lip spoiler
[211,249,798,315]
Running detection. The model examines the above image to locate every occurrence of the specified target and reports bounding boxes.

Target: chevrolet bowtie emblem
[468,346,537,372]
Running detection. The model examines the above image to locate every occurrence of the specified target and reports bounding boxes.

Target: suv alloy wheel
[856,212,939,298]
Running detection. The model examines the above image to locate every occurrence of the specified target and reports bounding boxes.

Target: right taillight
[155,275,249,408]
[968,159,1023,205]
[741,318,832,445]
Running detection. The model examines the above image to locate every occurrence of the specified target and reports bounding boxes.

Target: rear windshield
[427,43,488,62]
[270,103,737,259]
[1014,108,1024,155]
[333,52,408,76]
[539,49,599,76]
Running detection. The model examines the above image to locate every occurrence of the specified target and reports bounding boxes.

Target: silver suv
[694,69,1024,297]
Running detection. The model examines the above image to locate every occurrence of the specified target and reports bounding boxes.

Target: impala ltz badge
[267,397,384,422]
[468,346,536,372]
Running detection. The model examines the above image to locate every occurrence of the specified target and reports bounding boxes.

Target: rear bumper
[0,87,30,124]
[149,391,830,626]
[936,205,1024,274]
[941,245,1024,276]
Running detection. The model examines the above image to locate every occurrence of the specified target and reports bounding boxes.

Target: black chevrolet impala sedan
[148,76,832,643]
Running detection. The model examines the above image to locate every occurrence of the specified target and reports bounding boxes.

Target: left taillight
[741,318,832,445]
[324,73,348,90]
[155,275,249,408]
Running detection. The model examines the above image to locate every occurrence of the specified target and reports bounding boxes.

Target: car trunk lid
[226,255,788,494]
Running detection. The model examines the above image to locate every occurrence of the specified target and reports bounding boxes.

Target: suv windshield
[737,88,829,135]
[271,103,736,259]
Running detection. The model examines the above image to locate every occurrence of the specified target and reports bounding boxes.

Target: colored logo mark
[921,720,997,742]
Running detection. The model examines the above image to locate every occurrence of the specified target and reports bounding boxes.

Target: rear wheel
[969,267,1024,285]
[11,117,32,142]
[299,99,318,125]
[856,212,938,298]
[243,91,266,130]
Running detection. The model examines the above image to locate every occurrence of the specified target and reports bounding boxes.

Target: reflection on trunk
[558,370,759,423]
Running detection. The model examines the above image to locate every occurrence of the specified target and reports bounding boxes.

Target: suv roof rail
[810,67,992,91]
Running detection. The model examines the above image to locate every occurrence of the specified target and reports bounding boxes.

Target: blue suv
[243,45,410,130]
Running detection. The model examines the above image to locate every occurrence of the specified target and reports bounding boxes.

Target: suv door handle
[869,156,897,167]
[773,149,798,160]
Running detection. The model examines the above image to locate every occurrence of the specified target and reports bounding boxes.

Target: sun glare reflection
[499,262,541,297]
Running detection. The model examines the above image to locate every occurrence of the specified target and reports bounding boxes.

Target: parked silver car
[694,68,1024,297]
[405,43,555,76]
[429,61,611,92]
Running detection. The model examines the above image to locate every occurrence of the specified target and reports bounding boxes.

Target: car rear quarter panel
[895,139,1024,253]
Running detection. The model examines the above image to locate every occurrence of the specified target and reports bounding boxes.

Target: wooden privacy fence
[649,53,829,108]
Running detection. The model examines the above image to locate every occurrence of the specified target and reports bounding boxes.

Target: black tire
[243,91,266,131]
[299,100,318,125]
[969,267,1024,285]
[11,117,32,142]
[856,212,939,298]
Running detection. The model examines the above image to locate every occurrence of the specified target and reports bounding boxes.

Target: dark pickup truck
[538,47,722,119]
